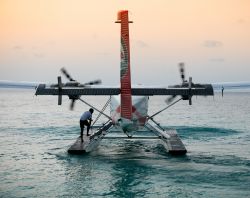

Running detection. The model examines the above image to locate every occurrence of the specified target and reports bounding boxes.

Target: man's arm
[88,115,93,124]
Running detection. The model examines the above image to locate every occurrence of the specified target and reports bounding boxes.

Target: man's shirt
[80,111,92,121]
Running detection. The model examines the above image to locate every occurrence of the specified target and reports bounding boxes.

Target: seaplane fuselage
[110,95,149,132]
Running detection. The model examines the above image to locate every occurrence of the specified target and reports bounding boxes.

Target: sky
[0,0,249,85]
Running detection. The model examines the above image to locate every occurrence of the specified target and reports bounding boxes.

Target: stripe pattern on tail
[118,10,132,119]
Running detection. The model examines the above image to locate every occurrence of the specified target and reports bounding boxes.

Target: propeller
[82,79,102,86]
[61,67,75,81]
[165,95,176,104]
[50,67,102,109]
[166,62,193,105]
[165,62,184,104]
[179,62,186,84]
[59,67,102,110]
[61,67,101,87]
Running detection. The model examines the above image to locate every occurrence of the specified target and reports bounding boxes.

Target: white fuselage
[110,95,148,132]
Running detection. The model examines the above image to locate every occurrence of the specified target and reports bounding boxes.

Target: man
[80,108,94,142]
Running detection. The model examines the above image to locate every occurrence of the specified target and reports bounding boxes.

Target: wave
[170,126,240,140]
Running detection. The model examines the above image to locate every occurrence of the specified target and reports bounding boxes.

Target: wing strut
[91,97,111,127]
[146,98,183,132]
[148,97,183,119]
[78,98,112,120]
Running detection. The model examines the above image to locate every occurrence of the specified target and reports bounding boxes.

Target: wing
[131,85,213,96]
[0,80,42,89]
[35,84,120,95]
[212,82,250,91]
[1,79,214,97]
[35,83,214,96]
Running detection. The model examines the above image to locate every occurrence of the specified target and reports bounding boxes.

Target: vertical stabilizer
[116,10,133,120]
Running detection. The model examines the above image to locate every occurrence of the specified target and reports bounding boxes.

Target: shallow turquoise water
[0,90,250,197]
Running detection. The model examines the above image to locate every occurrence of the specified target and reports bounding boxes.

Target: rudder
[116,10,132,120]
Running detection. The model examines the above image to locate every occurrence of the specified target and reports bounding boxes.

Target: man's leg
[84,120,91,136]
[82,120,90,136]
[87,124,90,136]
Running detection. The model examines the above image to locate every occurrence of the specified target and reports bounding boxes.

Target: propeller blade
[189,97,192,105]
[83,79,102,86]
[58,95,62,105]
[179,62,185,83]
[68,95,79,110]
[188,77,192,105]
[61,67,75,81]
[165,95,176,104]
[70,99,75,110]
[57,76,62,105]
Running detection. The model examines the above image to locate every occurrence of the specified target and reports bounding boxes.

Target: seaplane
[1,10,217,155]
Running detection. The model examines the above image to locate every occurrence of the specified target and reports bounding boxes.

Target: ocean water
[0,89,250,198]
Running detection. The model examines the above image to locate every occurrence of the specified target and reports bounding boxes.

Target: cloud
[209,58,225,62]
[48,40,56,46]
[203,40,223,48]
[33,53,45,58]
[136,40,149,48]
[92,34,98,39]
[30,45,45,58]
[12,45,23,50]
[236,18,246,24]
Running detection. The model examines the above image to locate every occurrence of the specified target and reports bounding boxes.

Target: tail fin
[116,10,133,120]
